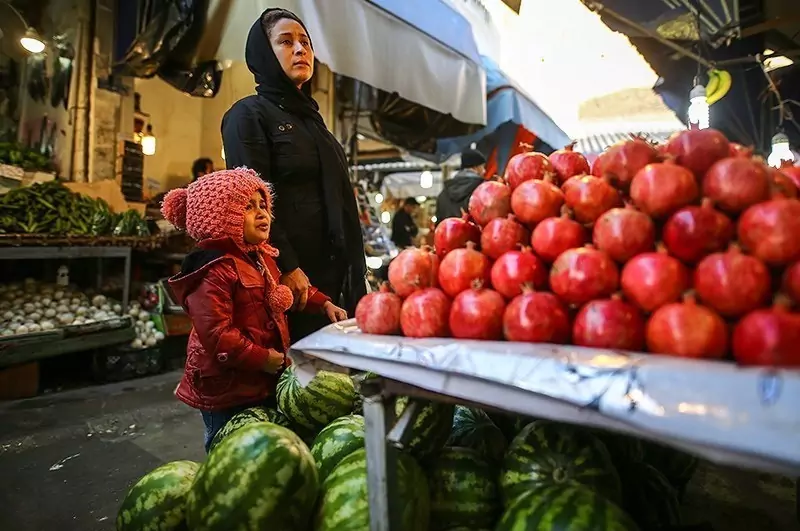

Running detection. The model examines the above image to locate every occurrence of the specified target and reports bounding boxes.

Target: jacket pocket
[192,360,235,397]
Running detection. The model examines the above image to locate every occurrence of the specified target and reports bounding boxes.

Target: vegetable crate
[92,344,163,383]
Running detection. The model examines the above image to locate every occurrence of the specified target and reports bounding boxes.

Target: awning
[205,0,486,125]
[435,56,570,160]
[575,126,684,157]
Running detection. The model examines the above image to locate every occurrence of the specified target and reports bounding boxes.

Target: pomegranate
[510,178,565,226]
[468,180,511,226]
[480,214,530,260]
[645,293,728,359]
[591,137,659,189]
[503,287,571,343]
[621,246,689,312]
[490,248,548,299]
[780,164,800,189]
[770,167,799,199]
[387,247,439,298]
[630,161,699,218]
[433,211,481,258]
[562,175,623,224]
[592,205,656,263]
[504,151,555,189]
[549,142,590,184]
[400,288,451,338]
[664,128,730,177]
[702,157,771,214]
[572,294,646,351]
[732,298,800,367]
[662,199,734,263]
[438,242,491,297]
[738,199,800,266]
[530,208,587,263]
[355,283,402,335]
[449,283,506,340]
[693,245,771,317]
[729,142,753,157]
[783,261,800,303]
[550,245,619,306]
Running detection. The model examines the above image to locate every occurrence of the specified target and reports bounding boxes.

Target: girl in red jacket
[161,167,347,452]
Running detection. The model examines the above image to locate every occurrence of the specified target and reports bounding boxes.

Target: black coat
[435,169,484,223]
[390,209,418,248]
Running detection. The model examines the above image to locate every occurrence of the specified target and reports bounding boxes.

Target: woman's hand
[280,268,311,311]
[323,301,348,323]
[263,348,285,374]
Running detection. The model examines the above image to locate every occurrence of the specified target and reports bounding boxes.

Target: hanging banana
[706,69,732,105]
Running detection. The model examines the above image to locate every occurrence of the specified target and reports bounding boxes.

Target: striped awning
[575,130,678,156]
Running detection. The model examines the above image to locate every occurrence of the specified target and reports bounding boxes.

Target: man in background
[391,197,420,248]
[435,148,486,223]
[191,158,214,182]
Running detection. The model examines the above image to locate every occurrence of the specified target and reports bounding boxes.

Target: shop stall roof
[206,0,487,126]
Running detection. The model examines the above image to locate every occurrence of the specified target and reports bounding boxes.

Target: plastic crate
[92,345,163,383]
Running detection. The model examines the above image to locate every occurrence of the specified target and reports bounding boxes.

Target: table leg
[363,388,400,531]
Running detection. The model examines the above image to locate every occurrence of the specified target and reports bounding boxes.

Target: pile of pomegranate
[355,132,800,368]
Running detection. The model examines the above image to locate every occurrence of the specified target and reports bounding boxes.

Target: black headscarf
[244,10,366,312]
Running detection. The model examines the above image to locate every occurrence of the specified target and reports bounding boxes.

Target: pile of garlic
[127,301,165,349]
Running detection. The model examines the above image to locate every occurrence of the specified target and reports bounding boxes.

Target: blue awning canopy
[436,56,570,160]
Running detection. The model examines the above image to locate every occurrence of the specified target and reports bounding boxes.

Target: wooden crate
[0,362,39,400]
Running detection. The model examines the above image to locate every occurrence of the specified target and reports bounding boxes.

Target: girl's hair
[260,8,308,40]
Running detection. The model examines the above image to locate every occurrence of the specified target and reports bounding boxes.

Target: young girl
[161,167,347,452]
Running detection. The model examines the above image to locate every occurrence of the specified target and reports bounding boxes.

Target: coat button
[330,254,336,261]
[278,125,285,131]
[266,321,275,330]
[217,352,229,363]
[286,123,293,130]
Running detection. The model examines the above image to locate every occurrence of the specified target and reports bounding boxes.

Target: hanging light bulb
[767,132,795,168]
[141,124,157,156]
[374,192,384,204]
[380,211,391,224]
[20,28,45,53]
[419,170,433,189]
[687,83,709,130]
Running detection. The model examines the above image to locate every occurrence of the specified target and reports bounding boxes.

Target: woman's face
[243,191,271,245]
[269,18,314,88]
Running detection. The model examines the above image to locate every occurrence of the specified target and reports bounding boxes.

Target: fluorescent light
[768,133,795,168]
[687,84,709,130]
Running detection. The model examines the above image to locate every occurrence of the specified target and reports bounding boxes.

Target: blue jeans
[201,396,278,453]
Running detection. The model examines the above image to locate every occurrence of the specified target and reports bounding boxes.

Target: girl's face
[243,191,271,245]
[269,18,314,88]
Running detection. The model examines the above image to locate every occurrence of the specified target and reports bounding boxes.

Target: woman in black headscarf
[221,8,366,341]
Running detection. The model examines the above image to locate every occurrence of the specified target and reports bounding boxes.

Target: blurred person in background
[191,158,214,182]
[435,148,486,223]
[391,197,419,248]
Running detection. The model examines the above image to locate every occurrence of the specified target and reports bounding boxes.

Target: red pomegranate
[468,180,512,226]
[738,199,800,266]
[438,242,491,297]
[530,209,587,263]
[662,199,734,263]
[770,168,799,199]
[387,247,439,298]
[549,142,590,184]
[502,287,571,343]
[490,248,548,299]
[664,128,730,177]
[783,261,800,303]
[591,137,659,189]
[562,175,623,224]
[433,212,481,258]
[550,246,619,306]
[621,246,689,312]
[572,294,646,351]
[702,157,771,214]
[505,151,556,189]
[510,178,565,226]
[630,161,699,218]
[780,164,800,189]
[729,142,753,157]
[645,293,728,359]
[400,288,451,338]
[592,205,656,263]
[355,283,402,335]
[449,283,506,340]
[480,215,530,260]
[732,298,800,367]
[693,245,771,317]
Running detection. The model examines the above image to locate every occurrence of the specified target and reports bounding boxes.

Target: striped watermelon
[277,366,357,438]
[641,441,699,497]
[314,448,430,531]
[116,460,200,531]
[496,484,639,531]
[619,461,681,529]
[187,422,318,531]
[427,447,500,530]
[485,411,534,440]
[394,397,454,458]
[311,415,366,481]
[208,406,289,452]
[447,406,508,464]
[593,430,645,470]
[500,420,622,506]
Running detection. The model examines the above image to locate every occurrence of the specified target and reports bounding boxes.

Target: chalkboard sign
[119,140,144,201]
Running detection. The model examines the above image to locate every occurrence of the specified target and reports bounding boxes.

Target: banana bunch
[706,69,732,105]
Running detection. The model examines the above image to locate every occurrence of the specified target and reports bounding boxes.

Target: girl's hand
[263,349,285,374]
[323,301,348,323]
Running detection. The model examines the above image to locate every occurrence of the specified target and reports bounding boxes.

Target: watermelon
[496,484,639,531]
[427,447,500,530]
[187,422,318,531]
[277,365,358,437]
[641,441,699,496]
[485,410,534,440]
[208,406,289,452]
[447,406,508,464]
[311,414,366,481]
[116,460,200,531]
[314,448,430,531]
[394,397,454,458]
[593,430,645,470]
[500,420,622,506]
[618,461,681,530]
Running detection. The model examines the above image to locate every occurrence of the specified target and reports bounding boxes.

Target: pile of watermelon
[116,368,700,531]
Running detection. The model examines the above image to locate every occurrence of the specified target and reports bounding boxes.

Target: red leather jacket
[169,238,330,411]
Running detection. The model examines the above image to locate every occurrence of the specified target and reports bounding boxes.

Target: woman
[221,8,366,341]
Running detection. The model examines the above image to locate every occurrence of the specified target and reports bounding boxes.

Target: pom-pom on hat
[161,167,273,251]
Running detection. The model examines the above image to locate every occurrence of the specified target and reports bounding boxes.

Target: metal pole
[122,247,132,311]
[362,382,400,531]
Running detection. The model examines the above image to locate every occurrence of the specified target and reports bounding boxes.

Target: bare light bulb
[141,125,157,156]
[20,28,45,53]
[687,84,709,130]
[767,133,795,168]
[419,170,433,189]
